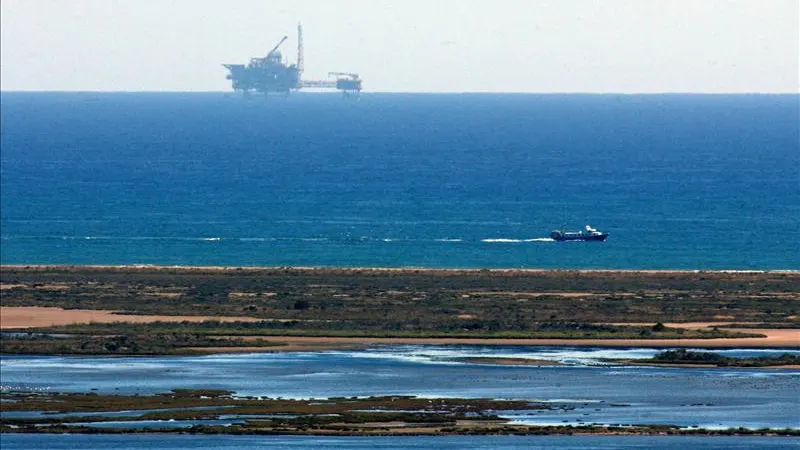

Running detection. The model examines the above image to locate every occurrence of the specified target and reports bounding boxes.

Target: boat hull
[552,233,608,242]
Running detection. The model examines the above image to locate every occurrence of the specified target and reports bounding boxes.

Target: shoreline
[2,390,798,437]
[3,427,798,437]
[187,333,800,351]
[2,264,798,274]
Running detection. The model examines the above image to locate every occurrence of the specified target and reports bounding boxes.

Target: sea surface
[2,346,798,430]
[1,93,798,269]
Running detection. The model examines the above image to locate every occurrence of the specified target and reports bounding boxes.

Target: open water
[1,93,798,269]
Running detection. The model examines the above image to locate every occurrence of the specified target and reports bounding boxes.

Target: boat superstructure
[550,225,608,242]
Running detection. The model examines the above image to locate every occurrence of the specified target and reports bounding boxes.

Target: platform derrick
[223,23,362,98]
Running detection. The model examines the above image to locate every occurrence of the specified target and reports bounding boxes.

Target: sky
[1,0,798,93]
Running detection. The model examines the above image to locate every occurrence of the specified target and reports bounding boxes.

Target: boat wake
[5,235,557,244]
[481,238,555,243]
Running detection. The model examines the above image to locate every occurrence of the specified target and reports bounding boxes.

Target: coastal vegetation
[0,332,280,355]
[1,322,762,355]
[646,349,800,367]
[2,390,797,437]
[3,266,797,354]
[2,266,797,327]
[25,319,751,339]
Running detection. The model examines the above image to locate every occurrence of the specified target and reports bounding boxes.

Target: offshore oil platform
[223,24,362,97]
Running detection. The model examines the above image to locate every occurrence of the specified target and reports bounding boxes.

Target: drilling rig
[223,24,362,97]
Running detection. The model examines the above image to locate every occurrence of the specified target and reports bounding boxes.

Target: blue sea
[1,92,798,269]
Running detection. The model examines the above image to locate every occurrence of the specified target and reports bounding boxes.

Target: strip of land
[194,331,798,351]
[1,265,797,353]
[2,390,797,437]
[3,307,797,349]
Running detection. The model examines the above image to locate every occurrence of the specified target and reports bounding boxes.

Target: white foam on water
[0,359,170,372]
[335,350,453,366]
[421,346,657,363]
[523,398,604,404]
[335,345,664,367]
[482,238,555,243]
[282,371,352,379]
[194,353,322,364]
[435,238,463,242]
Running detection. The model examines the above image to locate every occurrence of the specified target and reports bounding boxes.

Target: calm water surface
[2,346,798,430]
[2,93,798,269]
[2,434,798,450]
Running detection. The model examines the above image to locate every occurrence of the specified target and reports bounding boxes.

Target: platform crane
[223,24,361,97]
[250,36,288,67]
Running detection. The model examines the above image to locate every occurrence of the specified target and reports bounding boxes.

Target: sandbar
[0,306,262,329]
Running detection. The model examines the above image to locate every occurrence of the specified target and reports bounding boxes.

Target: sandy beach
[0,306,263,329]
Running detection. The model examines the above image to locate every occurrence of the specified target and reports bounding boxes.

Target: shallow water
[68,418,246,429]
[2,346,798,429]
[2,434,798,450]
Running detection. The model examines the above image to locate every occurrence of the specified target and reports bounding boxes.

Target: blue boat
[551,225,608,242]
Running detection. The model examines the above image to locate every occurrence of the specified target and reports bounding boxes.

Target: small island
[614,349,800,369]
[1,390,797,437]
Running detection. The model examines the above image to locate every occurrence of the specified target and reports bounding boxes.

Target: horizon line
[2,90,799,95]
[2,264,797,274]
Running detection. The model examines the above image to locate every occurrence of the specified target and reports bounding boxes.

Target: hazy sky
[1,0,797,93]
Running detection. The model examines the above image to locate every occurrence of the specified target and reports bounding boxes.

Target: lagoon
[2,434,799,450]
[2,346,798,430]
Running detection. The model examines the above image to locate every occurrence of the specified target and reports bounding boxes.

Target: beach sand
[0,306,263,329]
